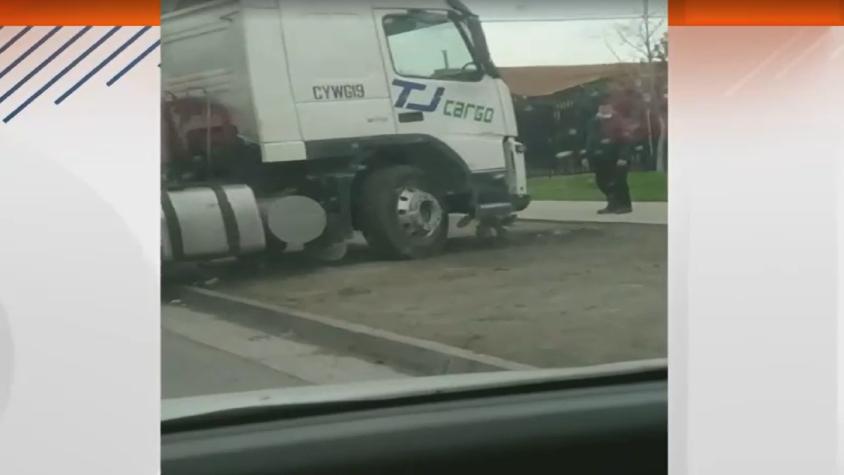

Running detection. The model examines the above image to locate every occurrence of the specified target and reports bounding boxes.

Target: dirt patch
[188,220,666,369]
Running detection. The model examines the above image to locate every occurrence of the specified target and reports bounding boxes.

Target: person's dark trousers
[610,143,633,210]
[593,147,632,211]
[592,159,615,208]
[611,162,631,209]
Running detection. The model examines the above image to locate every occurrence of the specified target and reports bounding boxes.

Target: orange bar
[670,0,844,26]
[0,0,159,26]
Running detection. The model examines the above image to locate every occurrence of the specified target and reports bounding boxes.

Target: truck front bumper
[511,193,531,212]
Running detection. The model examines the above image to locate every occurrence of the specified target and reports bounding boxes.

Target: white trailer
[161,0,529,262]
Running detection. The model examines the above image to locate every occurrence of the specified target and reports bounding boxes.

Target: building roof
[499,63,642,97]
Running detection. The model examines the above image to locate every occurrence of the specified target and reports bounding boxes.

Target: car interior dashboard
[162,367,667,475]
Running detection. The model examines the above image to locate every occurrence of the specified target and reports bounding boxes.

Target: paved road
[162,305,408,399]
[162,200,667,389]
[220,220,666,369]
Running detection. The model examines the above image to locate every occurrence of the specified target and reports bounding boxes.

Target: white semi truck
[161,0,530,262]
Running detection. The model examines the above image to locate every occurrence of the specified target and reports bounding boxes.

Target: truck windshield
[383,12,482,81]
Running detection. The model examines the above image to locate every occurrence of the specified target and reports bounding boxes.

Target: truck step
[475,202,514,219]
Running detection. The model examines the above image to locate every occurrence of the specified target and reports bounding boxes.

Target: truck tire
[358,165,448,259]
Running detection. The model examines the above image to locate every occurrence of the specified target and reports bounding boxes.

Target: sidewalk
[162,304,408,398]
[519,200,667,225]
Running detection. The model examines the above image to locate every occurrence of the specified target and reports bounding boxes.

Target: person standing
[584,99,633,214]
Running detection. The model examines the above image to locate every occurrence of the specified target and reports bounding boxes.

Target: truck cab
[162,0,529,261]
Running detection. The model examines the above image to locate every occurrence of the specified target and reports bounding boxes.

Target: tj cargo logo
[391,79,495,124]
[392,79,443,112]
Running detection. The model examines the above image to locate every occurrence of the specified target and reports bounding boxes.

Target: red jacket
[602,90,647,144]
[599,111,639,144]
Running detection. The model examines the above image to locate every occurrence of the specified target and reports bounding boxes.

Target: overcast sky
[466,0,667,66]
[162,0,668,67]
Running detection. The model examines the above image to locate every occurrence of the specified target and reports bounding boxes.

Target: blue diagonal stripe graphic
[4,26,121,123]
[0,27,91,104]
[0,27,31,56]
[107,39,160,86]
[55,26,150,105]
[0,27,61,81]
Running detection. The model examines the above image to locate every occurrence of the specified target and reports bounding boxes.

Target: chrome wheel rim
[395,187,443,238]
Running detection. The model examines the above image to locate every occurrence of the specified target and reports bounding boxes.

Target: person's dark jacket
[585,112,637,166]
[584,115,612,164]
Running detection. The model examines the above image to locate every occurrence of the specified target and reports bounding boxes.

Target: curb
[516,217,666,227]
[179,286,536,376]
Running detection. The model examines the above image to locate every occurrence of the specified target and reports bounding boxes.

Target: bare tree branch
[603,34,627,64]
[603,36,640,83]
[615,25,648,58]
[638,19,648,43]
[651,18,666,36]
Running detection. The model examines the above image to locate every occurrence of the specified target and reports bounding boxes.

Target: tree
[652,31,667,173]
[654,31,668,63]
[604,1,668,172]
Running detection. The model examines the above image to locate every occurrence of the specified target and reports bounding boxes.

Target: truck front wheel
[358,165,448,259]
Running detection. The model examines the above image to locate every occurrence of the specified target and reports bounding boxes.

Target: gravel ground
[183,219,666,369]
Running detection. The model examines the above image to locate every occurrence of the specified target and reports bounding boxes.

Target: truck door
[373,8,511,173]
[280,2,397,143]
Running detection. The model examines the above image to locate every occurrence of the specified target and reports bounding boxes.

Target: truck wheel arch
[306,133,472,190]
[367,138,471,191]
[306,134,472,189]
